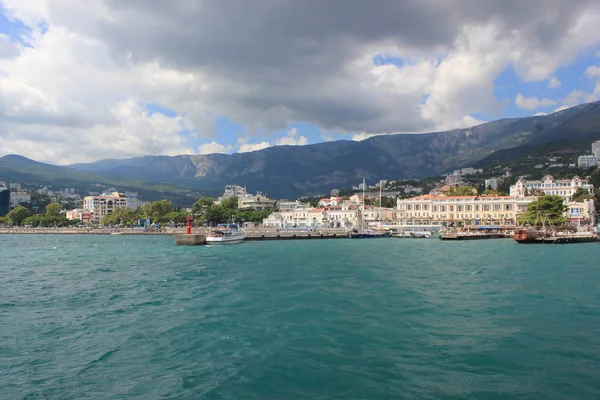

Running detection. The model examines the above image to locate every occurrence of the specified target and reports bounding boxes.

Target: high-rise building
[0,187,10,217]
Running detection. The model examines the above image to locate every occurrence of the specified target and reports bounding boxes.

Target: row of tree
[0,203,80,227]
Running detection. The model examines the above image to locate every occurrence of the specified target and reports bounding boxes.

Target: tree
[307,198,319,208]
[522,195,567,226]
[571,187,594,202]
[7,206,32,226]
[448,186,478,196]
[220,196,239,210]
[45,202,63,218]
[192,197,215,213]
[148,200,173,221]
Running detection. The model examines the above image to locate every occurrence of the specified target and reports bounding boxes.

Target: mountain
[3,101,600,199]
[0,154,212,204]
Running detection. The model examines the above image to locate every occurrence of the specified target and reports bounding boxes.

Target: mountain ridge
[2,101,600,199]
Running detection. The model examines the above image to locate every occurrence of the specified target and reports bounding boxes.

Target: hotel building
[83,192,129,223]
[396,194,537,226]
[510,175,594,201]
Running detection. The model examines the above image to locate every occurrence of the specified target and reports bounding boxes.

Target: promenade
[0,227,350,239]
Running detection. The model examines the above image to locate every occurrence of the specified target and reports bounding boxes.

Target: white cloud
[1,1,600,163]
[198,141,231,154]
[274,127,308,146]
[237,141,270,153]
[548,76,561,88]
[514,93,557,110]
[0,100,194,164]
[585,65,600,78]
[352,133,378,141]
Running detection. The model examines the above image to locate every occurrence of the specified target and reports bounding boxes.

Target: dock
[440,233,510,240]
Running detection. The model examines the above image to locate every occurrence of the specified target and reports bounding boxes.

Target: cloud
[1,0,600,162]
[238,141,270,153]
[198,141,231,154]
[548,76,561,88]
[0,34,22,59]
[352,133,378,141]
[0,100,194,164]
[585,65,600,78]
[514,93,557,110]
[274,127,308,146]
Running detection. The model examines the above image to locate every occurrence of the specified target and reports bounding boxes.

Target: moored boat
[206,223,246,244]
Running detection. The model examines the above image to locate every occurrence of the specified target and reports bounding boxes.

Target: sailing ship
[348,178,391,239]
[514,212,598,244]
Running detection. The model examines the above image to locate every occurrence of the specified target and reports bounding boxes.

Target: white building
[397,194,537,226]
[510,175,594,201]
[83,192,129,223]
[238,193,276,210]
[9,191,31,207]
[461,167,483,175]
[566,199,596,227]
[445,171,463,186]
[484,178,500,191]
[218,185,248,202]
[318,196,342,207]
[592,140,600,159]
[577,155,598,168]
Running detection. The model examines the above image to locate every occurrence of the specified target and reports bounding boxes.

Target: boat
[513,212,599,244]
[206,223,246,244]
[348,228,391,238]
[348,178,391,239]
[410,231,432,238]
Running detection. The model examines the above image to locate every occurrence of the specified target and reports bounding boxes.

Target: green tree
[448,186,478,196]
[522,195,567,226]
[307,197,320,208]
[0,216,9,225]
[45,202,63,218]
[22,215,45,227]
[7,206,32,226]
[571,187,594,202]
[148,200,173,221]
[192,197,215,214]
[220,196,239,210]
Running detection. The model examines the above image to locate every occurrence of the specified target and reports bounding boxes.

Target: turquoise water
[1,235,600,399]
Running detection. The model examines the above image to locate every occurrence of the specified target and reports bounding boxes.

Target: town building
[445,170,463,186]
[510,175,594,201]
[318,196,342,207]
[218,185,248,201]
[9,191,31,208]
[83,192,129,223]
[460,167,483,175]
[484,178,500,191]
[396,194,537,226]
[238,193,276,210]
[65,208,93,224]
[566,199,596,227]
[0,187,9,216]
[592,140,600,159]
[577,155,598,168]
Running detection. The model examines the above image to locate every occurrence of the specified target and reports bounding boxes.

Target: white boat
[410,231,432,238]
[206,223,246,244]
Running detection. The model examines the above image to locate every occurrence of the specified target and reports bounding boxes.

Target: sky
[1,0,600,165]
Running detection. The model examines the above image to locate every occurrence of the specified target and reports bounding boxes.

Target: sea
[1,234,600,399]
